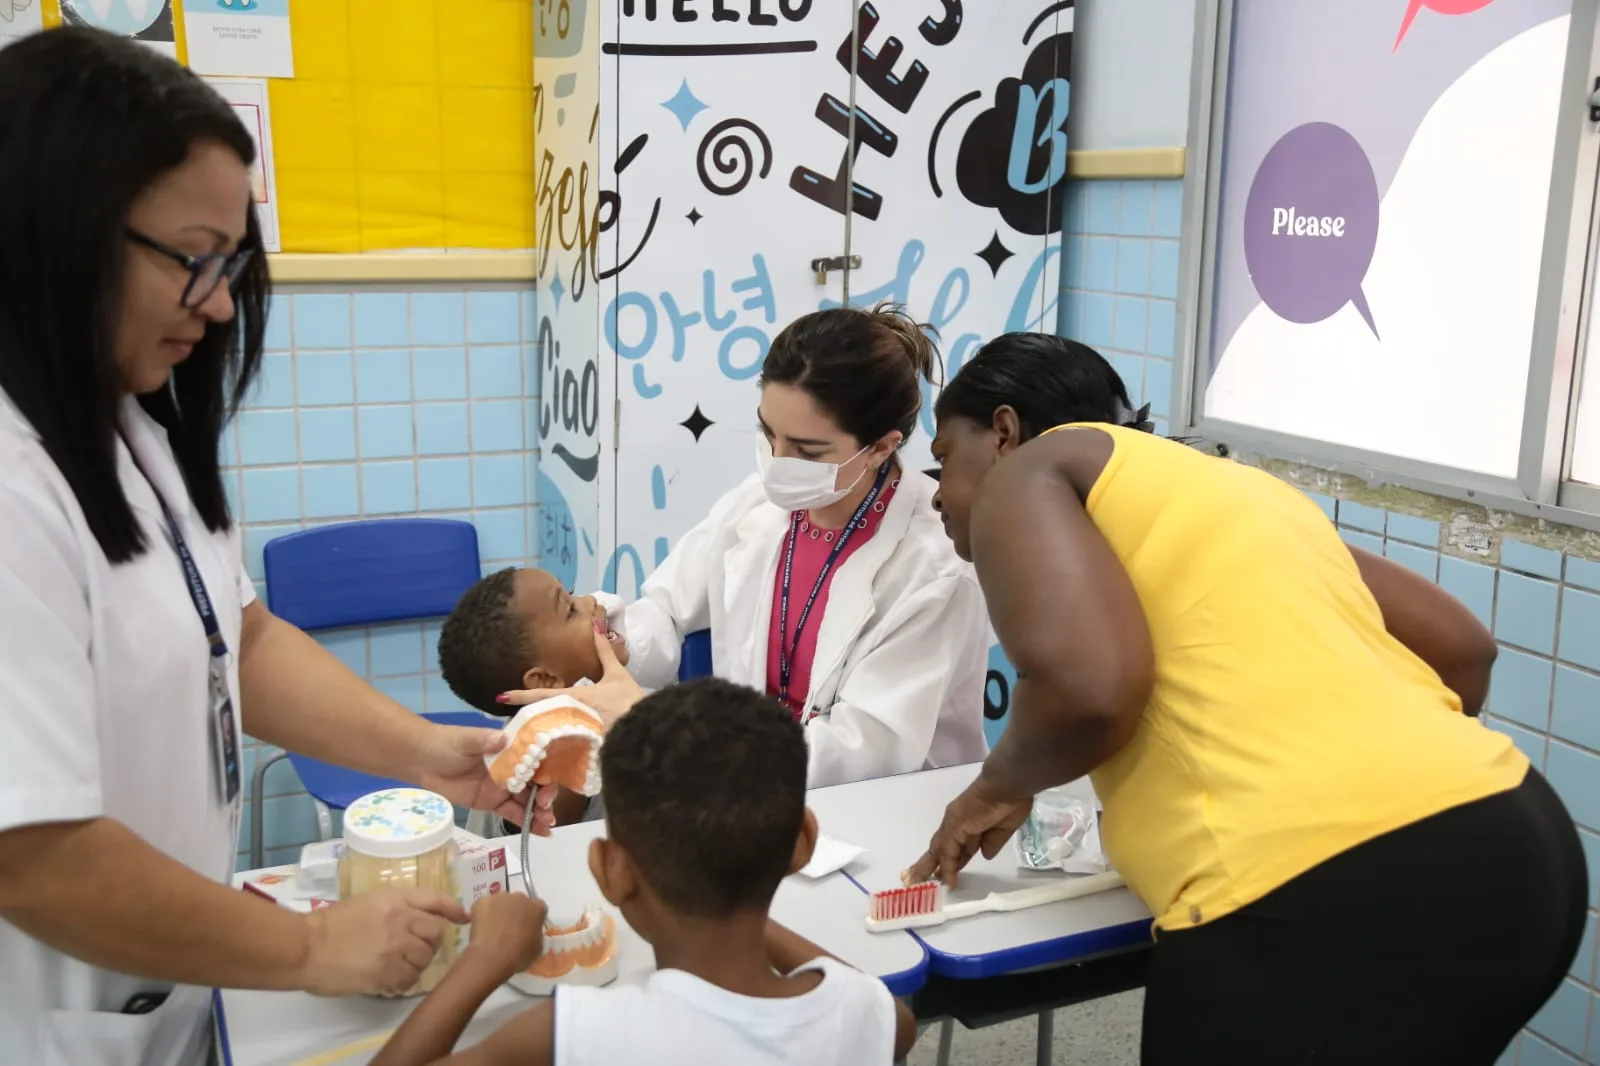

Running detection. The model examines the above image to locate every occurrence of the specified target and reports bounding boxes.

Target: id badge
[209,655,241,806]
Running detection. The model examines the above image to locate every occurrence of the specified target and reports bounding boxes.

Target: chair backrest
[263,519,482,632]
[679,629,713,682]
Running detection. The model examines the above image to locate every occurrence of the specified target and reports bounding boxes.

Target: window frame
[1170,0,1600,532]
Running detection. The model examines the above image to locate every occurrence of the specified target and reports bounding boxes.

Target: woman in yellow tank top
[909,333,1588,1065]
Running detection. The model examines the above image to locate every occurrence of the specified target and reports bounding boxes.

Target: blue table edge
[841,871,1153,981]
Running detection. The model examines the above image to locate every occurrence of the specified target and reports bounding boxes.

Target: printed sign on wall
[591,0,1071,597]
[1204,0,1571,477]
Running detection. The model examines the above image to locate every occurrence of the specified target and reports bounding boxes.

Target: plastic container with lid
[337,787,461,996]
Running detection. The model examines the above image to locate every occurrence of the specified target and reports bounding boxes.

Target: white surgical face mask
[756,435,871,512]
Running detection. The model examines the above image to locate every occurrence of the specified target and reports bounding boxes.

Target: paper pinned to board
[185,0,294,79]
[797,833,866,879]
[0,0,43,46]
[201,77,280,252]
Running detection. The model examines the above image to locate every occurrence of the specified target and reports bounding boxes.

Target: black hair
[602,678,807,918]
[437,568,535,716]
[935,332,1152,442]
[760,302,943,446]
[0,27,269,564]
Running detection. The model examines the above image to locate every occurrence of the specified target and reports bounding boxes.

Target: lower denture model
[508,905,620,996]
[485,696,606,797]
[487,696,619,995]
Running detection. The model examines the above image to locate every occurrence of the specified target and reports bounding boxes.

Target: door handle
[810,255,861,285]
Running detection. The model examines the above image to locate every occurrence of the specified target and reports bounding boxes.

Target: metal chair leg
[314,798,334,842]
[935,1017,955,1066]
[249,751,288,870]
[1036,1010,1054,1066]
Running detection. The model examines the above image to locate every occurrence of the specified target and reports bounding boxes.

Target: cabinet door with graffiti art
[599,0,856,596]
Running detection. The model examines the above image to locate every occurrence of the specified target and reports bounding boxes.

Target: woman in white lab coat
[0,30,548,1066]
[513,305,991,787]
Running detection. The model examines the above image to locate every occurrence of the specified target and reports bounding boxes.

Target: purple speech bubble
[1244,122,1381,338]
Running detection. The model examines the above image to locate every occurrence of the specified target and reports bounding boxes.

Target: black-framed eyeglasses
[126,228,255,310]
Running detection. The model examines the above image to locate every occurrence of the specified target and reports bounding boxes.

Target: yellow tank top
[1043,424,1528,931]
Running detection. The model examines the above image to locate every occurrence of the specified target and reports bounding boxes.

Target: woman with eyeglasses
[0,29,554,1066]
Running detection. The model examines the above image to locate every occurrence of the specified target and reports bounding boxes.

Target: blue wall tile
[418,458,472,511]
[1559,589,1600,673]
[1337,501,1386,534]
[1061,236,1087,288]
[250,353,296,409]
[1087,183,1120,234]
[360,461,418,515]
[1385,513,1441,547]
[1547,741,1600,830]
[356,350,412,404]
[242,468,300,523]
[1145,300,1176,358]
[1115,239,1150,295]
[473,454,526,508]
[1573,913,1596,983]
[292,294,352,349]
[1487,649,1553,731]
[301,465,359,520]
[416,403,470,455]
[1580,830,1600,908]
[474,508,528,563]
[1080,293,1114,347]
[264,294,292,352]
[471,400,524,453]
[1439,556,1496,628]
[415,348,470,401]
[1503,540,1565,580]
[353,293,410,348]
[1306,492,1337,521]
[1383,540,1439,582]
[369,623,425,677]
[1152,181,1183,238]
[1340,530,1383,555]
[1521,1033,1581,1066]
[1086,237,1118,291]
[412,293,467,346]
[295,352,355,407]
[468,291,522,345]
[1113,297,1147,351]
[298,408,357,463]
[1149,241,1181,300]
[1566,556,1600,594]
[425,672,472,713]
[1117,181,1153,235]
[358,406,416,459]
[238,410,298,466]
[469,346,523,399]
[375,674,428,713]
[318,629,368,676]
[1552,666,1600,753]
[1496,573,1559,656]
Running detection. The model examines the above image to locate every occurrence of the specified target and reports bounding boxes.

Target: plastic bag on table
[1017,787,1110,875]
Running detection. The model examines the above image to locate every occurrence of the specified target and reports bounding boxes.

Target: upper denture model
[485,695,606,798]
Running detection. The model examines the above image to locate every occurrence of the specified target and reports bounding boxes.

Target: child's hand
[468,892,549,977]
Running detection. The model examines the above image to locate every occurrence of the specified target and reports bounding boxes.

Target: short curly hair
[437,568,536,715]
[601,678,807,918]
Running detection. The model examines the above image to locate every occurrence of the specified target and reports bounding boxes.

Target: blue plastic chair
[678,629,713,681]
[249,518,496,868]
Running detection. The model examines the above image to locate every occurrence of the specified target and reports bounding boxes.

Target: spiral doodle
[696,118,774,198]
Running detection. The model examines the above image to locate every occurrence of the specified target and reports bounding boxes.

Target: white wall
[1070,0,1197,149]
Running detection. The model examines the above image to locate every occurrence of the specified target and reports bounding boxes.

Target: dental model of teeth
[485,696,606,797]
[507,905,620,996]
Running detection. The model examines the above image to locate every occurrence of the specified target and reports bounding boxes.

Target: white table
[222,819,927,1066]
[808,763,1152,980]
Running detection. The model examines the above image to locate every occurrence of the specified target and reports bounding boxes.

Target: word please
[1271,207,1346,237]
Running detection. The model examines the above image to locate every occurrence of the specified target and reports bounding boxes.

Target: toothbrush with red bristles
[865,870,1126,933]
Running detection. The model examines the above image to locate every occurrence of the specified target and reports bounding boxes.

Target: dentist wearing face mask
[511,305,991,788]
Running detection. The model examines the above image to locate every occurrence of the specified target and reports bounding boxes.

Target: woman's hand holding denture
[414,721,559,832]
[499,624,646,728]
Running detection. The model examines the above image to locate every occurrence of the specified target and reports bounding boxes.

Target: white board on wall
[1201,0,1570,478]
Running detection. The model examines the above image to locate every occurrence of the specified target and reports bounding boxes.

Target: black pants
[1141,768,1588,1065]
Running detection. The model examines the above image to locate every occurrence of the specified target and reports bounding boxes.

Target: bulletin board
[263,0,536,253]
[34,0,537,254]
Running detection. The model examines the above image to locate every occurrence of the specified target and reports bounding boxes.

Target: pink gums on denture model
[508,906,620,996]
[485,696,606,797]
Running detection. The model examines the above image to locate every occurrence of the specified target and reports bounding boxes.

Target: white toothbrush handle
[943,871,1127,921]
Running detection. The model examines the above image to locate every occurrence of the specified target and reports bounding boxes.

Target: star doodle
[547,273,566,308]
[661,79,709,133]
[679,405,714,442]
[686,207,703,226]
[975,232,1014,278]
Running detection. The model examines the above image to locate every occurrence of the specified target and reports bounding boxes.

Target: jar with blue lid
[337,787,461,995]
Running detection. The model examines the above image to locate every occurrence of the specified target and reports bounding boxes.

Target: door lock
[810,255,861,285]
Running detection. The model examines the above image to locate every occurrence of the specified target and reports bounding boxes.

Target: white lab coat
[0,389,248,1066]
[621,467,990,787]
